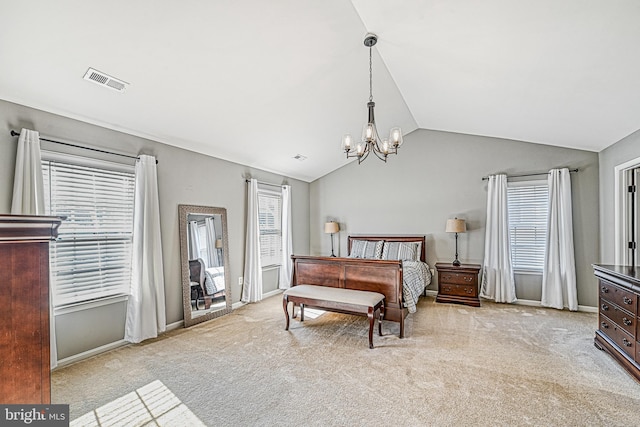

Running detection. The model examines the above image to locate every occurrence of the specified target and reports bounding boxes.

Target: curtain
[480,174,517,303]
[11,128,58,369]
[242,179,263,303]
[279,185,293,289]
[125,155,166,343]
[187,220,200,260]
[542,168,578,310]
[205,217,220,267]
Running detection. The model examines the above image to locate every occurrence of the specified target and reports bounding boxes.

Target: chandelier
[341,33,403,164]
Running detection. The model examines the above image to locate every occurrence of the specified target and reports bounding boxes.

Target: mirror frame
[179,204,232,327]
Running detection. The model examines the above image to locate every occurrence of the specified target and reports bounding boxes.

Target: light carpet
[52,295,640,426]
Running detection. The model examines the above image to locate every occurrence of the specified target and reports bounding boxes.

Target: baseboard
[263,289,284,299]
[513,298,597,313]
[55,339,128,370]
[55,320,185,369]
[425,291,597,313]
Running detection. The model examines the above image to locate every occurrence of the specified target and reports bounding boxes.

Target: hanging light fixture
[341,33,403,164]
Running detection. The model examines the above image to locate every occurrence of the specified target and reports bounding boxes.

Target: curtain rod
[245,179,285,188]
[10,130,158,164]
[481,168,579,181]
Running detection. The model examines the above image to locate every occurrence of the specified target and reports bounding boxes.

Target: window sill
[262,265,281,272]
[54,294,129,316]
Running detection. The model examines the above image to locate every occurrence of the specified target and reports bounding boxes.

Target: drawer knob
[601,303,609,311]
[623,317,632,326]
[464,277,472,282]
[623,296,633,305]
[601,286,609,293]
[623,338,632,347]
[601,321,609,329]
[465,288,472,294]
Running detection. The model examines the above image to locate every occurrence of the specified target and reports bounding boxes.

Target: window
[258,190,282,267]
[42,156,135,307]
[507,180,549,272]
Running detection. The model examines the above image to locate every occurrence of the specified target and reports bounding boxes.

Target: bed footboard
[290,255,407,337]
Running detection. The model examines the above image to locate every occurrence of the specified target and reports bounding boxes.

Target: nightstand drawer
[600,313,635,358]
[440,272,477,286]
[440,283,477,298]
[599,298,635,336]
[600,280,637,314]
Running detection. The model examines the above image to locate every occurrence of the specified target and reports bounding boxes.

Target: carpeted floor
[53,295,640,426]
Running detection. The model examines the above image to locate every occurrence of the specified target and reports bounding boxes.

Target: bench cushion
[284,284,384,307]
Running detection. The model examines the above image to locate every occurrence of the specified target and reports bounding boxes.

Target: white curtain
[187,220,200,260]
[279,185,293,289]
[11,128,58,369]
[542,168,578,310]
[125,155,166,343]
[205,217,220,267]
[480,174,517,303]
[242,179,263,303]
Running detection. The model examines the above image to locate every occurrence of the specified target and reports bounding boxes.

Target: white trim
[512,298,597,313]
[54,319,185,369]
[41,149,135,173]
[614,155,640,264]
[424,289,437,297]
[513,269,543,276]
[54,339,128,369]
[54,294,128,316]
[232,301,246,310]
[262,289,283,299]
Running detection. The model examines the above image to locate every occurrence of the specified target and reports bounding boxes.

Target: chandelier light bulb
[382,139,389,154]
[342,134,352,151]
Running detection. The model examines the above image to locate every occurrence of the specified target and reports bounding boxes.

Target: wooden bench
[282,284,385,349]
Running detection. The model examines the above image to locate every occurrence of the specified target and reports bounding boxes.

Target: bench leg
[378,302,384,336]
[367,306,375,349]
[399,316,404,339]
[283,295,290,331]
[300,304,305,322]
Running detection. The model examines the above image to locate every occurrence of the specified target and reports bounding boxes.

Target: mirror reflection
[179,205,231,327]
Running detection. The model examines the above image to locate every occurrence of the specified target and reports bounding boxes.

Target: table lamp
[324,221,340,257]
[445,218,466,266]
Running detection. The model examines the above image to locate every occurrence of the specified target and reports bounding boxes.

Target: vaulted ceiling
[1,1,639,182]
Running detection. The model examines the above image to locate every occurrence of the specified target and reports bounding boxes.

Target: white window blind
[507,181,549,272]
[258,191,282,267]
[42,159,135,307]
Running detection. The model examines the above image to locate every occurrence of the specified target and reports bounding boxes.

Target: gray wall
[310,129,600,307]
[0,100,310,360]
[598,128,640,263]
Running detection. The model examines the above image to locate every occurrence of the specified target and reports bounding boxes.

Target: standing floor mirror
[179,204,232,327]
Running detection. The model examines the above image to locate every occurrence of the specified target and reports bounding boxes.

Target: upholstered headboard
[347,235,426,262]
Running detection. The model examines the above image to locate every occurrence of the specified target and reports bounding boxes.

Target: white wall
[311,129,600,307]
[599,128,640,263]
[0,99,310,360]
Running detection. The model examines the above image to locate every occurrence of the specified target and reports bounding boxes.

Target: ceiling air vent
[293,154,307,161]
[83,68,128,92]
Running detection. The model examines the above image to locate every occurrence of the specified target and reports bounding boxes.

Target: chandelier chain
[369,47,373,102]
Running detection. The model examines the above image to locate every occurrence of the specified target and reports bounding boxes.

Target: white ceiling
[1,1,639,182]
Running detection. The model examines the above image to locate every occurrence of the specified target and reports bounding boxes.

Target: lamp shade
[324,221,339,234]
[445,218,466,233]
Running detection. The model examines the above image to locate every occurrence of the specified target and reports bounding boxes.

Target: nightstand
[435,262,481,307]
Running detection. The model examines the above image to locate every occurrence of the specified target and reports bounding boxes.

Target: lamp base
[452,259,461,267]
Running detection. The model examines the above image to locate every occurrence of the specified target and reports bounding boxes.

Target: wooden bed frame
[290,235,426,338]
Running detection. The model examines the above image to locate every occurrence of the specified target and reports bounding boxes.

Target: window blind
[507,182,549,271]
[42,160,135,307]
[258,192,282,267]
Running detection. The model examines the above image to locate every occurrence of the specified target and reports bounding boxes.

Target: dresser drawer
[599,298,635,336]
[600,313,635,358]
[441,272,477,286]
[599,280,637,314]
[440,283,477,298]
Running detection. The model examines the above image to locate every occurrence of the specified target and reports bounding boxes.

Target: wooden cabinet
[0,215,61,404]
[593,264,640,382]
[435,263,481,307]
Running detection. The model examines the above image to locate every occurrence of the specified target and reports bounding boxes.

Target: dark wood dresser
[593,264,640,381]
[435,263,481,307]
[0,215,61,403]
